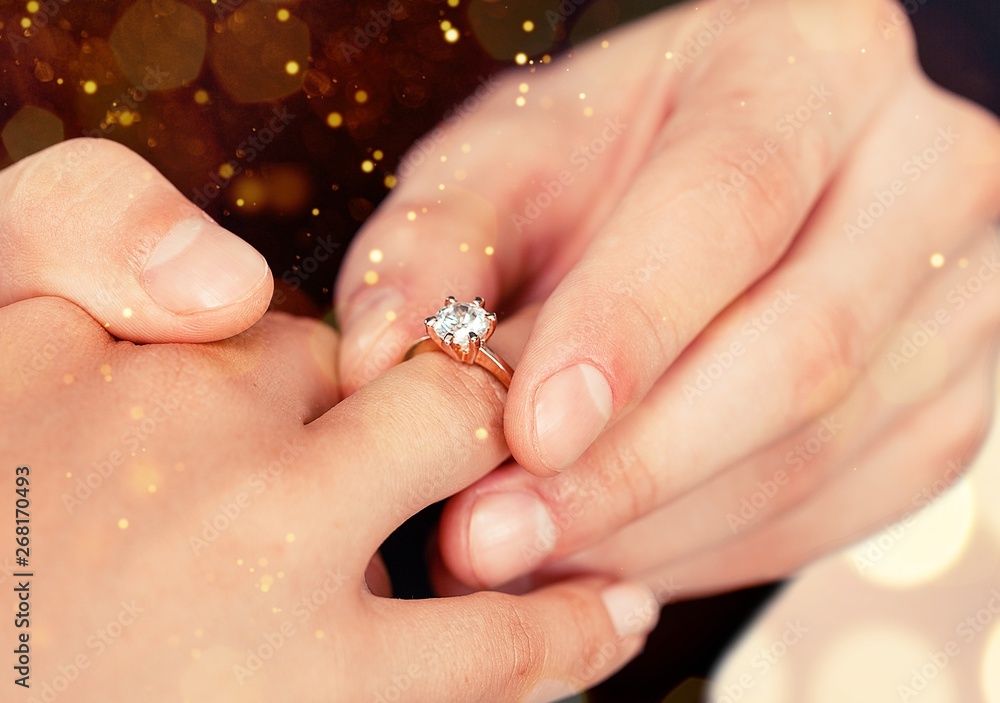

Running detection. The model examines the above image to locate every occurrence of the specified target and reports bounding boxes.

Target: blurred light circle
[209,1,310,103]
[983,619,1000,702]
[846,479,975,588]
[709,625,793,703]
[110,0,207,90]
[2,106,64,161]
[809,624,958,703]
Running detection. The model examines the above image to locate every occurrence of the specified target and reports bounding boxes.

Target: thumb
[0,138,272,342]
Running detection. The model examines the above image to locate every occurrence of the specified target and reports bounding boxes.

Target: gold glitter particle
[959,258,969,268]
[219,162,235,178]
[441,20,452,30]
[439,155,447,162]
[665,51,674,59]
[354,89,368,104]
[583,106,594,117]
[447,0,459,6]
[579,92,586,99]
[522,20,534,32]
[438,183,445,190]
[118,111,135,127]
[130,406,144,420]
[385,310,396,322]
[26,1,40,12]
[787,55,796,63]
[285,60,300,75]
[930,253,945,268]
[485,245,494,256]
[83,80,97,94]
[235,198,245,207]
[311,208,320,216]
[118,518,129,529]
[515,53,528,65]
[326,112,343,128]
[147,484,157,493]
[515,96,526,107]
[518,82,529,93]
[361,159,374,173]
[236,558,244,566]
[459,242,469,253]
[601,40,609,48]
[369,249,383,263]
[285,533,295,543]
[315,630,325,639]
[373,149,384,161]
[20,17,31,28]
[260,574,274,592]
[444,27,459,43]
[276,8,290,21]
[406,211,417,221]
[65,472,72,478]
[474,427,489,440]
[364,270,379,285]
[383,174,397,189]
[194,87,211,104]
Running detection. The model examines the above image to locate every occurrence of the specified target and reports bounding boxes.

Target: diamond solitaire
[430,300,492,353]
[402,296,513,388]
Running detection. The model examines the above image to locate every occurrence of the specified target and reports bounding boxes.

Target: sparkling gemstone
[431,301,490,352]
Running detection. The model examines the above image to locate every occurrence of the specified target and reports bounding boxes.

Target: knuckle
[786,299,865,414]
[491,598,547,682]
[589,440,661,523]
[705,129,803,267]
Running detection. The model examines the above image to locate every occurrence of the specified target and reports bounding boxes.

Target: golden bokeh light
[846,479,975,588]
[110,0,207,91]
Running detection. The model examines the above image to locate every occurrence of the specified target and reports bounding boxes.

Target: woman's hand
[334,0,1000,596]
[1,298,660,702]
[0,143,660,702]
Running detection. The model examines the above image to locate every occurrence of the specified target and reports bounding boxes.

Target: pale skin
[333,0,1000,596]
[3,0,1000,698]
[0,145,659,702]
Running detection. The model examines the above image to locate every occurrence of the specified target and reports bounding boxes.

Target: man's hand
[334,0,1000,595]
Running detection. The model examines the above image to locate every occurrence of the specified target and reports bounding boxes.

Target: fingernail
[468,491,556,587]
[142,217,268,314]
[534,363,613,471]
[600,582,660,638]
